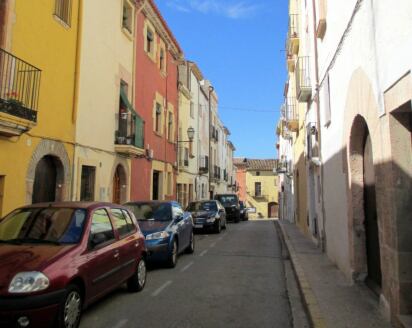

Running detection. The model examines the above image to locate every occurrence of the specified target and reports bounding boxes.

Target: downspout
[311,0,327,251]
[70,0,83,201]
[208,85,214,198]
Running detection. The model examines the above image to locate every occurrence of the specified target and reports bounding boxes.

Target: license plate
[195,224,203,228]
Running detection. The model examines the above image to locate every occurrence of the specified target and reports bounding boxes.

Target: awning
[120,88,141,119]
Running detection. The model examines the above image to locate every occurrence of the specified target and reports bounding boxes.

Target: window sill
[53,14,71,29]
[122,27,134,41]
[154,131,163,138]
[145,51,157,64]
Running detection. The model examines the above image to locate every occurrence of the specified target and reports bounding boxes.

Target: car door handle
[113,250,120,259]
[134,242,139,248]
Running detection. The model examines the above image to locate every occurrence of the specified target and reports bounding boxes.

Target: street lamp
[178,127,195,143]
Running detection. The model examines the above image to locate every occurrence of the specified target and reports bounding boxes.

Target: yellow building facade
[243,160,278,218]
[0,0,79,216]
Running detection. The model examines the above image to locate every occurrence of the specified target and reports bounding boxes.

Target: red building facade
[132,0,183,201]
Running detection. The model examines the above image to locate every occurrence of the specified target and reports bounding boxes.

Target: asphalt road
[80,220,293,328]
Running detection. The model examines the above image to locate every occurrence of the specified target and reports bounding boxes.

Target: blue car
[125,201,194,267]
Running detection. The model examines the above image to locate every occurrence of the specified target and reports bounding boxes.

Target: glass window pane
[90,209,115,243]
[111,208,132,237]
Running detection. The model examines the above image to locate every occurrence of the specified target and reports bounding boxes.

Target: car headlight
[9,272,50,294]
[146,231,170,240]
[206,213,217,223]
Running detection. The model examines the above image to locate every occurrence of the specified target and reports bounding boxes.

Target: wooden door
[32,156,57,203]
[363,134,382,293]
[113,168,121,204]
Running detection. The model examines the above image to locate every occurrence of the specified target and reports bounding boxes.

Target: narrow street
[80,221,294,328]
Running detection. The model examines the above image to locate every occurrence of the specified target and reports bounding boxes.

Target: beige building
[235,159,278,218]
[73,0,144,203]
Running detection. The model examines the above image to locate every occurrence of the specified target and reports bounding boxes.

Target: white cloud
[166,0,261,19]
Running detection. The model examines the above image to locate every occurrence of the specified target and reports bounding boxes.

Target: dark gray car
[186,200,226,233]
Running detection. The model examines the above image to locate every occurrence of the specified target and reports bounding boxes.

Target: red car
[0,202,147,328]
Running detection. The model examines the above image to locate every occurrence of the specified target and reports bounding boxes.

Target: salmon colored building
[132,0,183,201]
[234,158,247,203]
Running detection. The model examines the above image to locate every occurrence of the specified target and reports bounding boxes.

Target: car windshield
[187,201,217,212]
[127,203,172,222]
[216,195,238,205]
[0,208,87,245]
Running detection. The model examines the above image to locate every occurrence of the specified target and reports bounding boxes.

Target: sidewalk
[277,219,391,328]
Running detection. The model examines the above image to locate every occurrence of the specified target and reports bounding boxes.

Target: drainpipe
[70,0,83,201]
[311,0,327,252]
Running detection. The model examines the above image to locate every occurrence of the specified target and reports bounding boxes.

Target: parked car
[186,200,226,233]
[0,202,147,328]
[214,194,241,223]
[125,201,194,267]
[239,201,249,221]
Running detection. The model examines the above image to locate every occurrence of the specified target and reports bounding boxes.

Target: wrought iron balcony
[115,111,145,156]
[287,14,300,55]
[0,48,41,135]
[295,56,312,102]
[286,97,298,131]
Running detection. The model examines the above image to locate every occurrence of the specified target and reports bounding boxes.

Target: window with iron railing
[295,56,312,102]
[255,182,262,197]
[0,49,41,123]
[54,0,72,26]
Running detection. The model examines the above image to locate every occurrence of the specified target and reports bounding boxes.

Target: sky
[156,0,289,159]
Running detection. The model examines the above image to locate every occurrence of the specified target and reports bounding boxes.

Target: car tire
[167,239,178,268]
[127,258,147,292]
[214,220,221,234]
[222,219,227,230]
[185,231,195,254]
[58,284,83,328]
[234,213,240,223]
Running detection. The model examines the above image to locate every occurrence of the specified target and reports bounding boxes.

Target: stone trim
[26,139,71,204]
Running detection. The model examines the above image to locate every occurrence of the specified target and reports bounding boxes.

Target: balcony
[114,112,145,156]
[254,193,268,201]
[287,14,300,55]
[316,0,327,39]
[295,56,312,102]
[286,97,298,132]
[199,155,209,174]
[0,48,41,136]
[287,53,295,73]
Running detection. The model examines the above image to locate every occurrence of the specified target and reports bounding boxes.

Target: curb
[276,220,327,328]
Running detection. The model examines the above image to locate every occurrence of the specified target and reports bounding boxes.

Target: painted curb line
[276,220,327,328]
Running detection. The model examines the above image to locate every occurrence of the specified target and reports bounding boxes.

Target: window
[167,173,173,195]
[80,166,96,201]
[54,0,72,26]
[159,48,165,72]
[190,102,194,118]
[256,171,260,176]
[184,148,189,166]
[122,0,134,34]
[168,112,173,141]
[111,208,135,238]
[155,103,162,134]
[146,28,154,54]
[255,182,262,197]
[89,209,115,248]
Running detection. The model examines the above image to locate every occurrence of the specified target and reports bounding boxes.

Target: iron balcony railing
[288,14,299,39]
[0,48,41,122]
[295,56,312,102]
[286,97,298,121]
[115,113,145,149]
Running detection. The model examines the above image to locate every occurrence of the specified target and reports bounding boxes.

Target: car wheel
[127,258,147,292]
[168,239,178,268]
[58,284,83,328]
[222,219,227,230]
[235,214,240,223]
[185,231,195,254]
[214,220,221,234]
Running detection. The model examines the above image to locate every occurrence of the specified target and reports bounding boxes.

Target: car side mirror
[175,215,184,222]
[90,233,106,248]
[219,209,225,213]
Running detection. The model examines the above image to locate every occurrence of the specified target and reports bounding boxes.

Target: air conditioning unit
[146,148,154,159]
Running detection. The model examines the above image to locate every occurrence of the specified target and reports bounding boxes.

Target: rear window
[215,195,238,205]
[187,201,217,212]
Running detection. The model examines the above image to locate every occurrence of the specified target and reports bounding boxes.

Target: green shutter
[134,115,144,149]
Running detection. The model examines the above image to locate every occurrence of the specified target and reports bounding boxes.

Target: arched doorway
[349,115,381,294]
[268,202,279,218]
[32,155,63,203]
[112,165,127,204]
